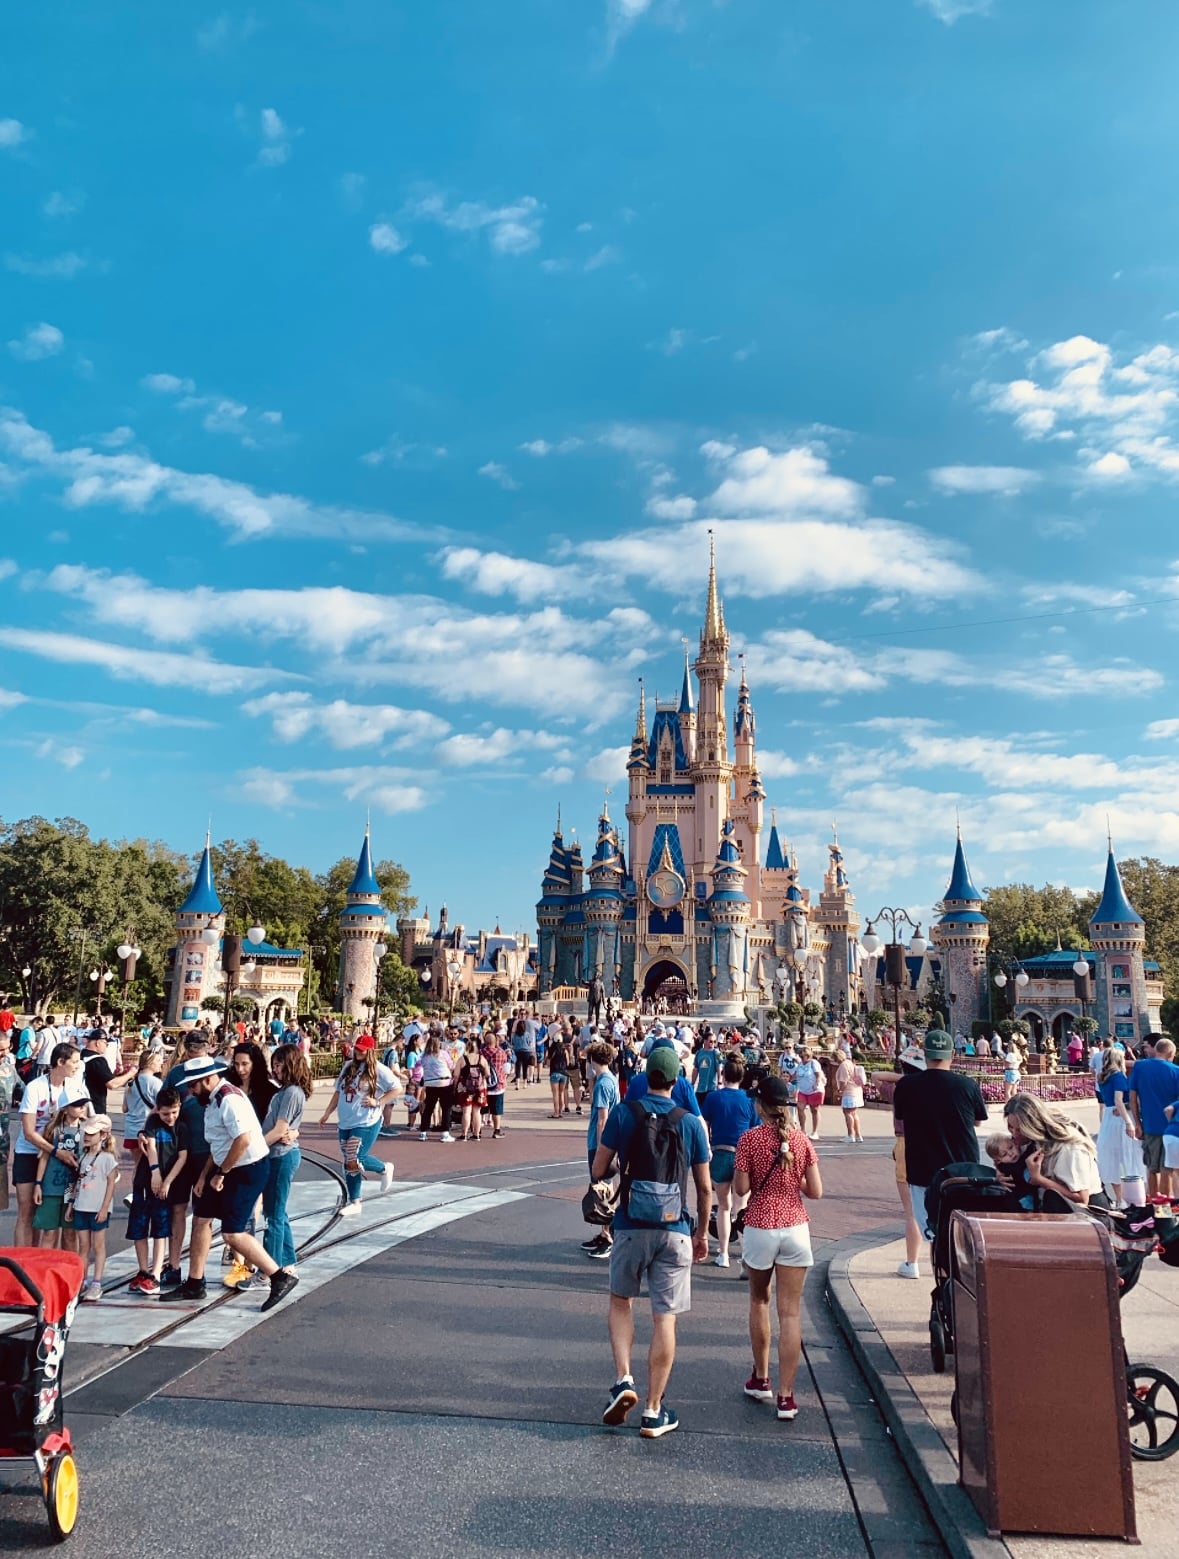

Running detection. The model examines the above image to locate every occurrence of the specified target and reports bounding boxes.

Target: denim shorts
[549,1071,568,1085]
[71,1208,110,1232]
[194,1158,268,1234]
[127,1188,171,1242]
[711,1147,737,1184]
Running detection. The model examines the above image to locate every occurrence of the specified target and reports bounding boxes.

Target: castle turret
[930,828,989,1034]
[584,804,625,988]
[815,826,861,1016]
[677,651,696,767]
[691,534,732,888]
[706,818,751,1005]
[167,832,226,1028]
[337,825,391,1020]
[1089,841,1149,1041]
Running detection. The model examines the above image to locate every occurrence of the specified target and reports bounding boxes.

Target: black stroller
[924,1162,1020,1374]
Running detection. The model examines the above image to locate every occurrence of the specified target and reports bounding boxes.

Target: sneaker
[439,1132,455,1143]
[602,1376,638,1426]
[260,1268,299,1313]
[419,1130,428,1141]
[127,1271,150,1294]
[223,1258,252,1289]
[712,1253,730,1268]
[82,1279,103,1303]
[339,1201,362,1218]
[233,1273,266,1293]
[897,1260,921,1280]
[585,1240,612,1260]
[381,1164,396,1193]
[777,1393,799,1421]
[122,1192,134,1208]
[581,1233,607,1250]
[493,1129,504,1138]
[378,1127,398,1139]
[744,1374,774,1402]
[159,1278,207,1303]
[160,1265,182,1288]
[138,1273,161,1296]
[639,1405,679,1439]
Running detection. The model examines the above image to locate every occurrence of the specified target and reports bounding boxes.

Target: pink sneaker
[744,1374,773,1402]
[777,1393,798,1420]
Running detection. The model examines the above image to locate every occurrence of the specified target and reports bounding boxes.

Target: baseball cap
[646,1047,680,1085]
[924,1029,954,1061]
[353,1034,376,1052]
[83,1113,113,1137]
[756,1076,792,1108]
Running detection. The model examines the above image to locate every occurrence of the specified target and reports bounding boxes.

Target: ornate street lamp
[373,940,388,1028]
[861,910,927,1054]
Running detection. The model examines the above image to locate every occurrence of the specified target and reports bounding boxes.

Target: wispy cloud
[404,190,543,255]
[239,105,298,168]
[5,253,88,280]
[434,728,570,768]
[369,221,409,256]
[0,408,437,543]
[606,0,654,50]
[198,11,260,49]
[0,628,287,694]
[142,372,196,395]
[243,691,448,749]
[437,546,585,603]
[0,119,29,150]
[42,191,84,219]
[8,323,64,362]
[917,0,992,21]
[929,465,1040,496]
[477,461,519,491]
[239,764,428,815]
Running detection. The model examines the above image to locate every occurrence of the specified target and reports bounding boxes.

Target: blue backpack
[620,1100,689,1226]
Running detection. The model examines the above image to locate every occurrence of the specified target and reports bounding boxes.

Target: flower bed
[866,1068,1094,1108]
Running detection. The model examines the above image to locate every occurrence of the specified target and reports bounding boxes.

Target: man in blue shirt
[591,1047,711,1440]
[1130,1037,1179,1197]
[625,1039,702,1116]
[691,1033,721,1105]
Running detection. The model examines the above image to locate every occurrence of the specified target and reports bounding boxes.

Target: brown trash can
[951,1212,1136,1542]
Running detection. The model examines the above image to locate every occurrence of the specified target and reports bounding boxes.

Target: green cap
[924,1029,953,1060]
[646,1047,680,1085]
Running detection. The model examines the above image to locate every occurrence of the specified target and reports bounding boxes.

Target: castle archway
[642,958,690,1009]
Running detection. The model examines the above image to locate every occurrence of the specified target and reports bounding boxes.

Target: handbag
[581,1180,619,1225]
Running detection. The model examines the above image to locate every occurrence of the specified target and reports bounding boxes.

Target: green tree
[982,883,1092,964]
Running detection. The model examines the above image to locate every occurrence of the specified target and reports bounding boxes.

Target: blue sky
[3,0,1179,939]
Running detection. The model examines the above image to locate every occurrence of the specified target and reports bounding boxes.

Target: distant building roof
[1090,848,1144,927]
[179,841,222,916]
[943,833,982,905]
[348,830,381,897]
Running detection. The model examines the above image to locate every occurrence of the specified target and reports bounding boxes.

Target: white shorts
[1163,1137,1179,1170]
[741,1222,813,1270]
[840,1094,863,1110]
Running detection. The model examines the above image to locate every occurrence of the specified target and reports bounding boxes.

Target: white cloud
[583,746,630,783]
[240,764,427,815]
[198,12,260,49]
[437,546,584,603]
[745,630,887,696]
[243,691,448,749]
[1087,451,1131,479]
[1022,582,1136,609]
[98,426,135,449]
[0,409,435,543]
[35,738,84,770]
[477,461,519,491]
[0,560,16,582]
[606,0,653,48]
[0,119,29,149]
[918,0,992,20]
[756,750,801,779]
[584,244,621,271]
[8,323,64,361]
[257,107,292,166]
[241,769,296,808]
[644,494,697,520]
[707,444,864,519]
[42,191,83,218]
[929,465,1039,496]
[518,437,582,456]
[434,728,567,768]
[0,628,286,694]
[142,372,196,395]
[369,222,409,256]
[5,253,87,279]
[659,327,687,356]
[404,190,543,255]
[1146,719,1179,741]
[971,326,1029,354]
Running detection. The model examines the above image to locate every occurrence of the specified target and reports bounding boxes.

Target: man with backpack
[590,1046,711,1439]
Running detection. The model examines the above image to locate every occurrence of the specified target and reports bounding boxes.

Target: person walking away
[591,1046,711,1439]
[547,1029,571,1118]
[72,1114,119,1300]
[319,1035,400,1212]
[582,1042,620,1260]
[32,1098,89,1250]
[1003,1045,1023,1103]
[127,1087,189,1294]
[480,1029,510,1139]
[256,1044,310,1281]
[793,1048,825,1141]
[1129,1037,1179,1198]
[834,1053,866,1143]
[416,1035,456,1141]
[892,1046,927,1279]
[625,1039,703,1117]
[691,1033,721,1109]
[159,1057,299,1310]
[455,1039,490,1141]
[892,1029,988,1242]
[511,1018,536,1086]
[701,1056,759,1268]
[734,1076,822,1420]
[160,1034,215,1287]
[1095,1048,1140,1204]
[14,1044,90,1247]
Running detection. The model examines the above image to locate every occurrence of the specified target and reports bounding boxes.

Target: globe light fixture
[1073,956,1090,978]
[860,922,880,955]
[247,924,266,946]
[1015,968,1029,988]
[909,926,928,957]
[21,965,31,979]
[242,959,256,975]
[420,968,432,985]
[117,942,133,960]
[201,925,219,947]
[374,942,388,961]
[993,970,1008,989]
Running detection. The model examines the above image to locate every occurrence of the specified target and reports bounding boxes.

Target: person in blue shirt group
[1129,1036,1179,1198]
[701,1055,759,1267]
[691,1033,721,1107]
[625,1038,702,1116]
[592,1046,711,1441]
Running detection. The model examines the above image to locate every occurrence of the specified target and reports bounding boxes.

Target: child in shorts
[72,1114,119,1301]
[128,1087,189,1296]
[985,1131,1036,1211]
[32,1100,88,1248]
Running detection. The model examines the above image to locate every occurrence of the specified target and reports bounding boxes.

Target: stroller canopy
[0,1250,86,1324]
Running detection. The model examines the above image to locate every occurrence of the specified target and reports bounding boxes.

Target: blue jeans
[338,1123,383,1204]
[263,1148,300,1268]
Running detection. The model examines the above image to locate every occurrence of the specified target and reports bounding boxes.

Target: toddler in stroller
[924,1161,1022,1373]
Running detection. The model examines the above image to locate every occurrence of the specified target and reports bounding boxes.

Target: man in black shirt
[893,1029,988,1240]
[81,1030,133,1114]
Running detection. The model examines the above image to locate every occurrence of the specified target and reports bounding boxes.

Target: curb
[825,1229,1014,1559]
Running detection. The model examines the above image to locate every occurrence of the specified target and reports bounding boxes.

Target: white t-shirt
[1045,1141,1103,1197]
[35,1026,60,1066]
[1005,1051,1021,1073]
[203,1082,269,1168]
[795,1059,825,1096]
[73,1149,119,1213]
[336,1062,399,1129]
[15,1073,91,1155]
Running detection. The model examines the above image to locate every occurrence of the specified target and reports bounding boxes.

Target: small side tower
[584,803,625,989]
[1088,840,1149,1041]
[167,832,226,1029]
[337,825,390,1020]
[706,817,752,1007]
[537,812,572,995]
[815,826,861,1017]
[931,828,989,1034]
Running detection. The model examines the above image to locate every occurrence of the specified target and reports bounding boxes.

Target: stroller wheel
[45,1451,79,1540]
[1126,1364,1179,1461]
[930,1315,948,1375]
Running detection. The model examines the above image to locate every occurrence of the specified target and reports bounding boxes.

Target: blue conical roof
[348,830,381,897]
[765,821,786,870]
[179,840,222,915]
[1090,849,1143,926]
[679,658,694,714]
[944,834,981,903]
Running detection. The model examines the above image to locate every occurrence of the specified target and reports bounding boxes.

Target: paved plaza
[0,1082,1174,1556]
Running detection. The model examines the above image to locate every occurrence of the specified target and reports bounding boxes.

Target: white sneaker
[381,1164,395,1193]
[897,1260,920,1280]
[712,1253,730,1268]
[339,1201,362,1218]
[439,1132,455,1143]
[419,1131,428,1141]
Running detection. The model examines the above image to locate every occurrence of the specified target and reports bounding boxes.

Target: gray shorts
[608,1228,693,1315]
[1143,1134,1166,1173]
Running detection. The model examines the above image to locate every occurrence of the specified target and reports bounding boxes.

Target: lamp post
[116,939,140,1039]
[221,920,265,1048]
[88,967,113,1019]
[420,967,432,1011]
[990,956,1030,1025]
[1072,954,1091,1033]
[446,955,463,1019]
[860,909,928,1055]
[373,941,387,1033]
[21,964,32,1014]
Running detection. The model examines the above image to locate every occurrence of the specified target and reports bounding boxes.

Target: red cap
[353,1034,376,1052]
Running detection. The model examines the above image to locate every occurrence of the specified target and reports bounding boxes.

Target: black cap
[756,1075,793,1108]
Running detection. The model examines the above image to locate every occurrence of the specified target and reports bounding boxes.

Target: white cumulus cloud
[8,323,64,361]
[929,465,1040,496]
[369,222,409,255]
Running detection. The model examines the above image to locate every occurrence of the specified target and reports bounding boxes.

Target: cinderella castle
[536,545,861,1018]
